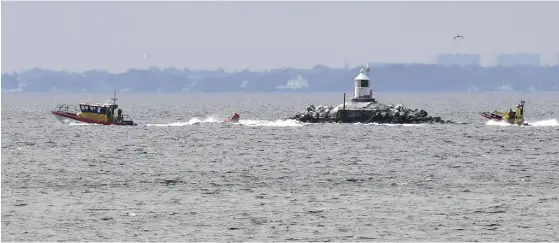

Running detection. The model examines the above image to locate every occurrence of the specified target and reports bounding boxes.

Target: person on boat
[507,108,515,123]
[117,109,123,122]
[106,108,113,122]
[231,112,240,121]
[515,104,524,122]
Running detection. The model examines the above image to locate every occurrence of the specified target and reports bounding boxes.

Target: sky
[2,1,559,73]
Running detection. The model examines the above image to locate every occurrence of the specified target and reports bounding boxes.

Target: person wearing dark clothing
[231,112,240,120]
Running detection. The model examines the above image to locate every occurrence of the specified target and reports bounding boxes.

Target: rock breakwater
[290,101,453,124]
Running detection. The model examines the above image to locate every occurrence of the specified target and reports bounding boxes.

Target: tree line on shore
[2,64,558,92]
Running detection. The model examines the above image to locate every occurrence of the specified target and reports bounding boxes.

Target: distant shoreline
[3,65,558,92]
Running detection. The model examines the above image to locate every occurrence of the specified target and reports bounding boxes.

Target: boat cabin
[79,103,117,114]
[73,92,131,123]
[78,102,123,122]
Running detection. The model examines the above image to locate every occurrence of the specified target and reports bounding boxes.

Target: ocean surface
[2,92,559,241]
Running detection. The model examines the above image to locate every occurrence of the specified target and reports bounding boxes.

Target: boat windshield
[80,104,106,114]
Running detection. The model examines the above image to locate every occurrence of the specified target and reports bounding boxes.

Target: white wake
[236,119,305,127]
[527,119,559,127]
[486,118,559,127]
[146,117,305,127]
[146,116,220,127]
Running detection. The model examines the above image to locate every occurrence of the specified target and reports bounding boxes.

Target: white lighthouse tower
[351,64,375,102]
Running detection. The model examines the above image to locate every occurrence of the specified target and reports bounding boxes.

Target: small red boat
[51,92,136,126]
[224,112,240,123]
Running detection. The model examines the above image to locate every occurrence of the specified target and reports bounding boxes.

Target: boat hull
[51,111,136,126]
[479,112,503,120]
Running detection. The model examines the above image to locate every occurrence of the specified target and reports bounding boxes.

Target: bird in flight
[454,35,464,40]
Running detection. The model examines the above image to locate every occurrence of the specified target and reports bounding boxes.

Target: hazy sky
[2,1,559,73]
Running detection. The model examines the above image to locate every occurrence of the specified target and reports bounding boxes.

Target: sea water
[2,92,558,241]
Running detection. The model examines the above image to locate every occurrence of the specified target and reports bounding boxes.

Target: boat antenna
[112,90,118,105]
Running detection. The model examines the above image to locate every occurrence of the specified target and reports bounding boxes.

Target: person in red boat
[231,112,240,121]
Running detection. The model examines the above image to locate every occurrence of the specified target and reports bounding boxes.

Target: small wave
[146,116,219,127]
[486,119,559,127]
[485,120,513,126]
[51,115,91,126]
[58,118,101,126]
[68,121,101,126]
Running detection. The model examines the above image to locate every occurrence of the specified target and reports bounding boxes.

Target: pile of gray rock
[289,101,453,124]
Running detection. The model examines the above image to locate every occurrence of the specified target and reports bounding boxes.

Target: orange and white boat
[51,92,136,126]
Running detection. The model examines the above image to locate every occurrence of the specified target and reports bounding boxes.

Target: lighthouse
[351,64,375,102]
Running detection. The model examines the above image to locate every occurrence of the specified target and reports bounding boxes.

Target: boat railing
[54,104,79,114]
[122,114,134,122]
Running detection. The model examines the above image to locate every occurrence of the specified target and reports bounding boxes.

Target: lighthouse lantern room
[351,64,375,102]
